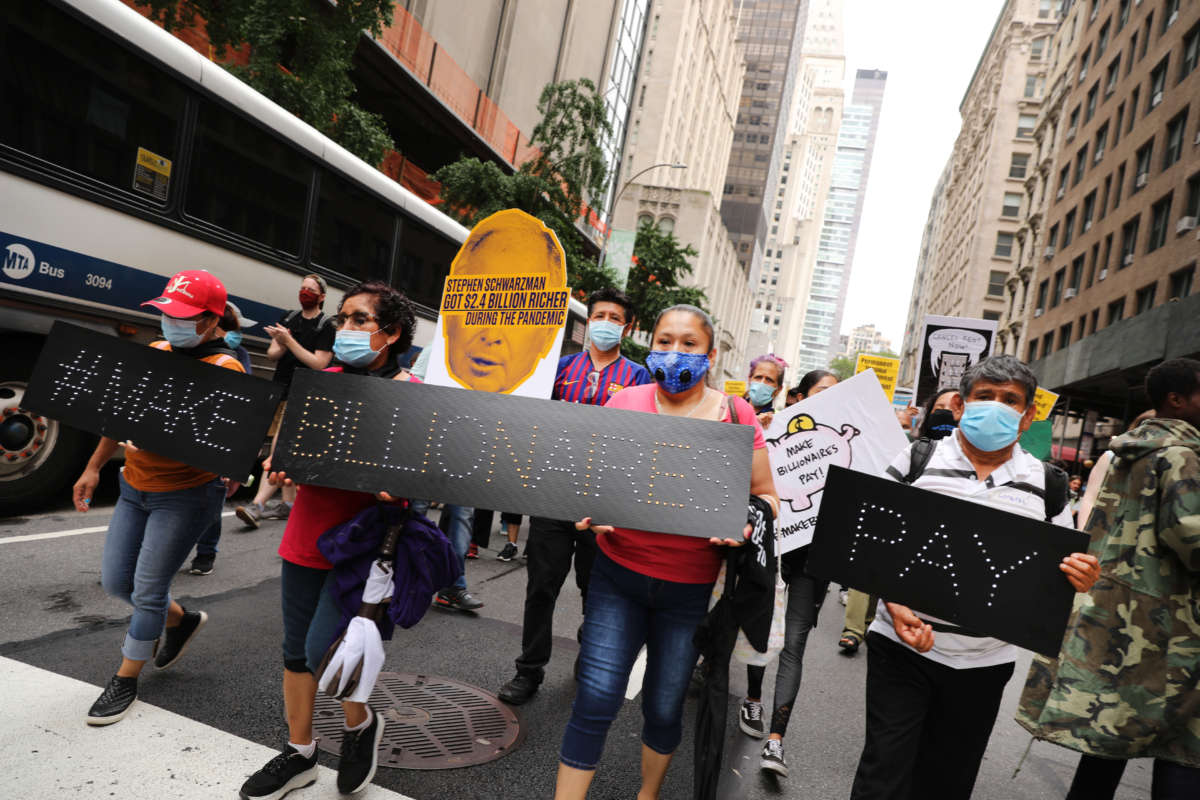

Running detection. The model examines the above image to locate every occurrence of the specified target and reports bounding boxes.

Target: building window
[1118,0,1131,30]
[1107,297,1126,324]
[1169,265,1195,299]
[1079,49,1091,81]
[1085,84,1099,122]
[1063,208,1077,246]
[1105,58,1120,96]
[1002,192,1023,217]
[1129,32,1140,74]
[1068,105,1081,134]
[1096,20,1111,57]
[1038,0,1053,18]
[1101,174,1113,219]
[1024,75,1038,98]
[1163,0,1180,32]
[1052,268,1066,306]
[1183,23,1199,80]
[1163,111,1188,169]
[1094,123,1109,163]
[1121,215,1140,264]
[995,232,1015,258]
[1036,279,1049,311]
[1048,223,1060,250]
[1113,103,1124,147]
[1186,172,1200,217]
[1010,152,1030,179]
[1058,323,1073,349]
[1070,255,1085,292]
[1114,162,1126,208]
[1083,190,1097,231]
[1088,242,1101,286]
[988,270,1007,295]
[1148,57,1169,110]
[1043,332,1055,356]
[1136,282,1157,314]
[1031,37,1046,60]
[1142,15,1154,61]
[1134,141,1153,189]
[1017,113,1037,138]
[1058,166,1070,199]
[1090,307,1101,333]
[1074,146,1089,185]
[1147,193,1172,252]
[1102,233,1114,276]
[1028,340,1039,361]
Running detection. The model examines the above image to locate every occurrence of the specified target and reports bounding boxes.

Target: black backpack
[901,436,1068,522]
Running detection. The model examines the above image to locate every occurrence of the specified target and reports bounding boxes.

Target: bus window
[312,170,395,281]
[0,3,185,205]
[395,220,457,311]
[186,98,309,256]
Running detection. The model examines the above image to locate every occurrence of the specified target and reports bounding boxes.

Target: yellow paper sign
[724,380,747,397]
[1033,387,1060,421]
[854,354,900,402]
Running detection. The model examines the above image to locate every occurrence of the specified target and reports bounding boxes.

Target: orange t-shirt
[121,341,246,492]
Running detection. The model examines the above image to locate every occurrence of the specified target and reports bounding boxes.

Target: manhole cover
[313,672,524,770]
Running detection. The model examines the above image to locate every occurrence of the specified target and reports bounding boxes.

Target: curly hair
[340,280,416,355]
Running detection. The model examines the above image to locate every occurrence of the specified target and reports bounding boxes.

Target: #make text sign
[807,466,1088,657]
[273,369,755,538]
[23,322,283,479]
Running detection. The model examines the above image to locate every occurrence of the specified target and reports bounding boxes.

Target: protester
[1016,358,1200,800]
[848,354,1100,800]
[188,302,256,576]
[553,304,778,799]
[72,270,243,725]
[236,274,333,528]
[915,388,960,440]
[745,354,788,428]
[1075,409,1155,529]
[240,281,417,800]
[498,287,651,706]
[473,510,524,561]
[739,368,838,777]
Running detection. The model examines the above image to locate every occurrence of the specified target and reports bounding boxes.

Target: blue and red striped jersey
[552,351,652,405]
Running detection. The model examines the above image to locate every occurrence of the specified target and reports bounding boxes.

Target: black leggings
[1067,754,1200,800]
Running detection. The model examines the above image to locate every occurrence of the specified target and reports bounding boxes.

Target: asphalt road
[0,497,1154,799]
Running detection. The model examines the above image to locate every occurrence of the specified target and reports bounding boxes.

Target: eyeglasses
[333,311,380,329]
[585,370,601,401]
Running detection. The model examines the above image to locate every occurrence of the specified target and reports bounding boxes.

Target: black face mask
[926,408,958,439]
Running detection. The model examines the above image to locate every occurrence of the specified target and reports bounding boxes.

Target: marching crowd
[66,267,1199,800]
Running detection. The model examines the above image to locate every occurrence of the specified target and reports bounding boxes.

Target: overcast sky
[838,0,1006,351]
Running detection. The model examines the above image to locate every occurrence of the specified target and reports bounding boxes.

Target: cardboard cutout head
[442,210,567,393]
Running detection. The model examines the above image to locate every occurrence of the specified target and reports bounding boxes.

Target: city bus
[0,0,585,510]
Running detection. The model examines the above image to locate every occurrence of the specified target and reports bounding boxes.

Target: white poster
[912,314,998,408]
[765,370,910,553]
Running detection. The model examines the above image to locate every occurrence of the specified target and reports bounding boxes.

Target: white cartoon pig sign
[768,415,860,513]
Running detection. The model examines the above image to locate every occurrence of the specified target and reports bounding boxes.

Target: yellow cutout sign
[1033,387,1060,421]
[723,380,747,397]
[854,354,900,402]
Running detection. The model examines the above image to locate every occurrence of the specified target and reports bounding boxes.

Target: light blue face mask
[334,329,380,367]
[224,331,243,349]
[588,320,625,352]
[747,381,776,409]
[161,316,205,349]
[959,400,1023,452]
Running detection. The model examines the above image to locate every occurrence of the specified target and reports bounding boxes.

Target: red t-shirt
[597,384,766,584]
[278,369,420,569]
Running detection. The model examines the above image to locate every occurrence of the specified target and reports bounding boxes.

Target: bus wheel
[0,360,96,513]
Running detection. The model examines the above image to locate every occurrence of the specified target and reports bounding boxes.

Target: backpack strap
[1041,462,1069,522]
[284,309,300,326]
[903,437,937,484]
[727,394,739,425]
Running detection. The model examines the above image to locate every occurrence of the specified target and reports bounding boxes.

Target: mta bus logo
[3,243,35,280]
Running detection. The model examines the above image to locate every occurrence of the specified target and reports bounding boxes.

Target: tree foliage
[616,222,710,363]
[828,354,856,381]
[143,0,395,165]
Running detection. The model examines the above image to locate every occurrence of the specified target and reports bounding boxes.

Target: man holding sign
[849,355,1100,800]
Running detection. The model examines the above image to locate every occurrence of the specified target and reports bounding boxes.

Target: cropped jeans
[101,473,225,660]
[560,551,713,770]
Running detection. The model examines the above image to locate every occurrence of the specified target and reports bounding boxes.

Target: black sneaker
[239,744,319,800]
[86,674,137,726]
[760,738,788,777]
[498,673,540,705]
[189,553,215,575]
[739,698,765,738]
[154,609,208,669]
[434,588,484,611]
[337,709,385,795]
[497,542,518,561]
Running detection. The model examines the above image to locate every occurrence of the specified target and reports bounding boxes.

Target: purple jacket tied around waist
[318,504,461,639]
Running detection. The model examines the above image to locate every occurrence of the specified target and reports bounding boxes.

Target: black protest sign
[273,369,754,538]
[807,466,1088,657]
[23,322,283,479]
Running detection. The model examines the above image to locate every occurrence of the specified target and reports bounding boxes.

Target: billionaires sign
[23,322,283,478]
[273,369,754,538]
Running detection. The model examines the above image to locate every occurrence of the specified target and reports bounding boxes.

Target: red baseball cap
[142,270,227,318]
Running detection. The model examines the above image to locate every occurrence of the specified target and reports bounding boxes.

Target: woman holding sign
[556,305,779,800]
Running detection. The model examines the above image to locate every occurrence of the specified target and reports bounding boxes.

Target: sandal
[838,633,862,655]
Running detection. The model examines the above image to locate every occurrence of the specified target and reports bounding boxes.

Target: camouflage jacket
[1016,418,1200,766]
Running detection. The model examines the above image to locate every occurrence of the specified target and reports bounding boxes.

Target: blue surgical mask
[334,329,381,367]
[959,400,1023,452]
[161,316,205,349]
[588,320,624,352]
[747,381,776,409]
[223,331,243,349]
[645,350,710,394]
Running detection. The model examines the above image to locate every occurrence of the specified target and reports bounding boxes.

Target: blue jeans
[194,515,221,556]
[560,551,713,770]
[280,560,342,673]
[101,473,225,660]
[412,501,473,591]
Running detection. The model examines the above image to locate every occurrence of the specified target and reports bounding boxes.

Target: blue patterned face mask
[747,381,776,409]
[645,350,710,394]
[959,400,1023,452]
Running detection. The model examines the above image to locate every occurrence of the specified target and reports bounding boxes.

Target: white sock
[289,740,316,759]
[344,707,373,732]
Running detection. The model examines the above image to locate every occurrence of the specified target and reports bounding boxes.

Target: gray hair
[959,354,1037,406]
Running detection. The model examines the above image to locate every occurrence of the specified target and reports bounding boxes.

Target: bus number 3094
[85,274,113,290]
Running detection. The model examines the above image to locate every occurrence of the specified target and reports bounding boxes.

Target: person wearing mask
[739,369,838,777]
[554,304,778,799]
[498,287,652,706]
[240,281,418,800]
[187,302,256,576]
[837,389,962,657]
[744,354,788,429]
[73,270,244,725]
[1016,358,1200,800]
[849,355,1100,800]
[236,275,334,528]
